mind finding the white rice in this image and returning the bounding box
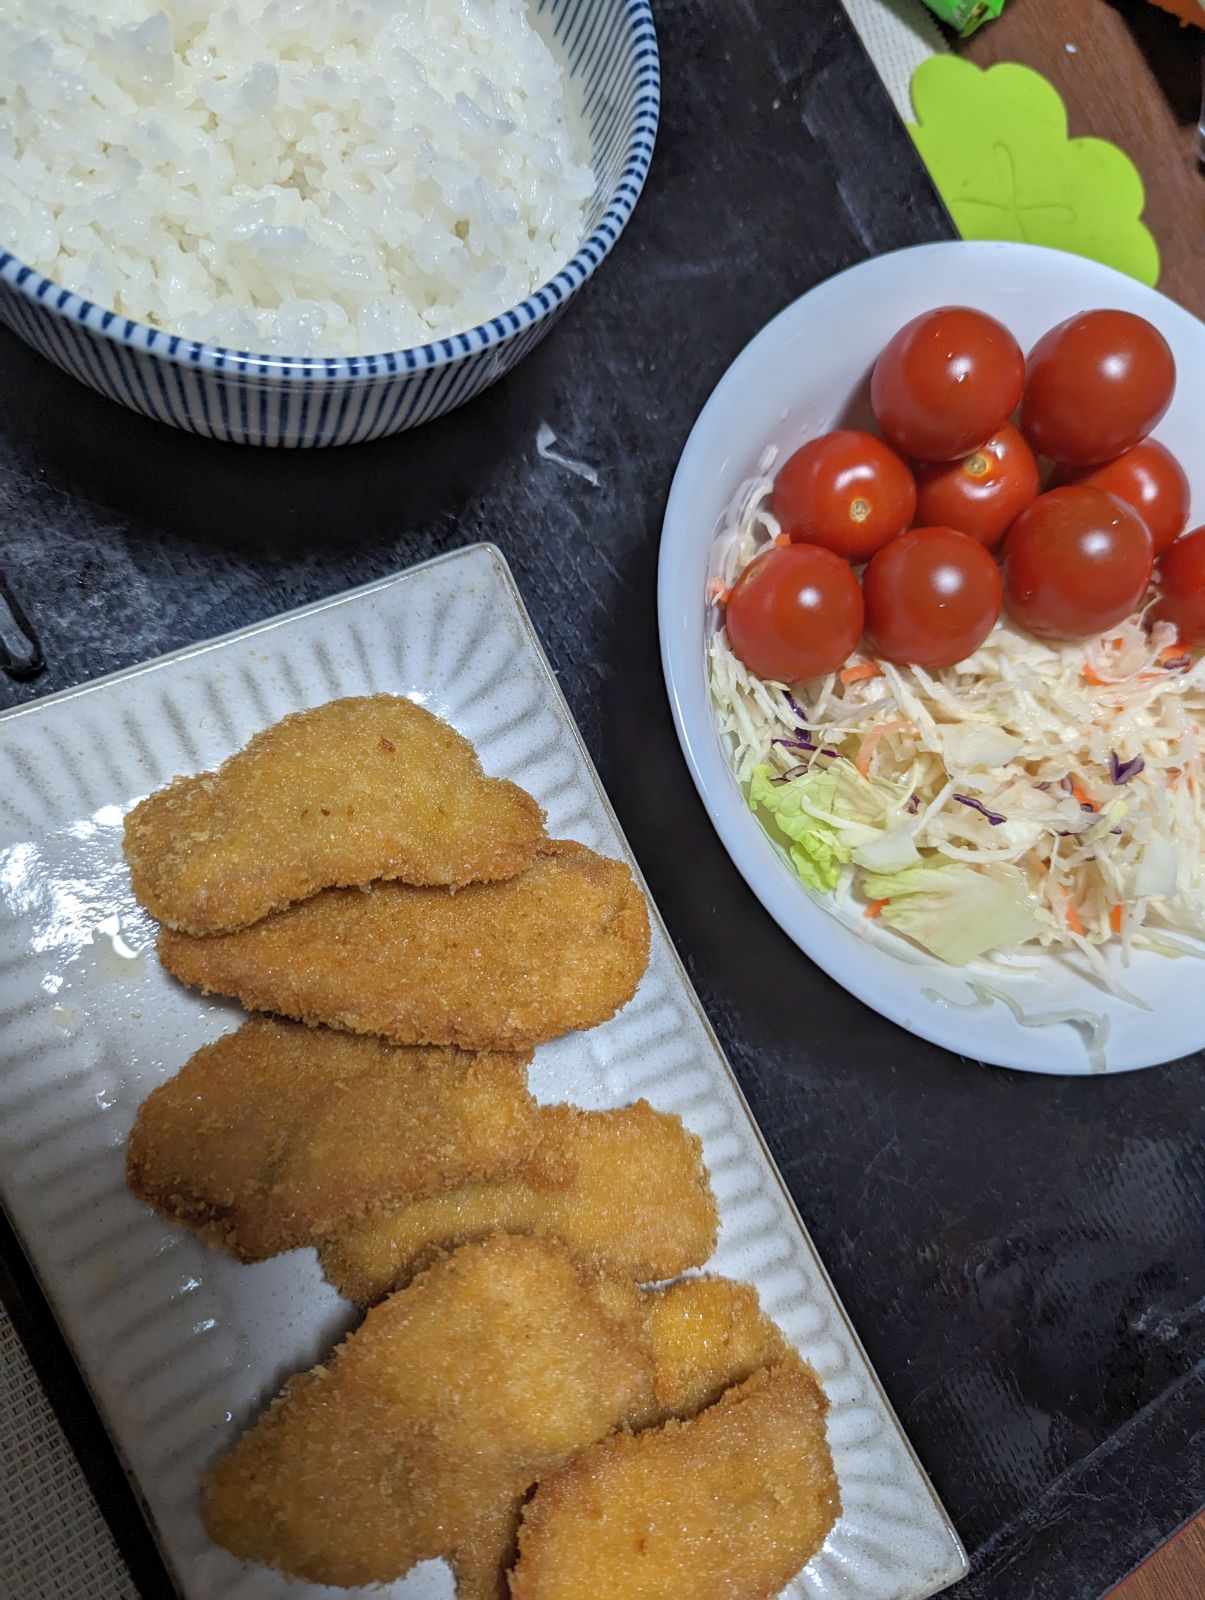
[0,0,595,354]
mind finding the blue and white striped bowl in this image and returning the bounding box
[0,0,658,448]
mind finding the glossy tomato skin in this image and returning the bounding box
[1056,439,1189,555]
[1154,526,1205,644]
[1020,310,1175,466]
[725,543,864,682]
[1001,487,1154,641]
[871,306,1024,461]
[773,430,916,561]
[913,423,1039,550]
[862,526,1002,670]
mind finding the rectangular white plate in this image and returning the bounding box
[0,544,968,1600]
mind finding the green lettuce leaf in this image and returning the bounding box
[748,765,851,891]
[749,762,920,892]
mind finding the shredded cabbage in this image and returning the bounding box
[861,861,1041,965]
[708,450,1205,987]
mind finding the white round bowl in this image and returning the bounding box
[659,240,1205,1075]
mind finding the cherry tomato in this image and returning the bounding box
[725,543,864,682]
[772,430,916,561]
[1055,440,1190,556]
[871,306,1024,461]
[1154,526,1205,645]
[1020,310,1175,466]
[862,527,1002,669]
[1001,487,1153,641]
[913,424,1039,550]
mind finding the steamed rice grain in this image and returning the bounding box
[0,0,595,354]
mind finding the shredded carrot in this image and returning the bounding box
[1069,780,1097,812]
[1065,902,1085,937]
[1158,642,1191,669]
[1082,663,1113,687]
[706,579,729,604]
[1109,904,1123,935]
[864,899,887,920]
[854,718,913,777]
[840,662,884,686]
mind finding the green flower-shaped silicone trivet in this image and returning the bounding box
[908,56,1160,286]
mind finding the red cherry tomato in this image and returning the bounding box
[862,527,1002,669]
[913,424,1039,550]
[1055,440,1190,555]
[772,430,916,561]
[1154,526,1205,645]
[871,307,1024,461]
[1001,487,1153,641]
[1021,310,1175,466]
[725,543,864,682]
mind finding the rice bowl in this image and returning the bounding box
[0,0,659,444]
[0,0,594,354]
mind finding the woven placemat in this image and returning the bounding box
[842,0,947,119]
[1,1302,138,1600]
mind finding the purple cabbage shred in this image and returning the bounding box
[772,734,816,754]
[785,691,809,722]
[770,762,809,786]
[954,794,1006,826]
[906,792,921,815]
[1109,750,1145,785]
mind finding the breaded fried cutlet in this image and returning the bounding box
[123,695,545,934]
[203,1240,813,1597]
[126,1018,538,1261]
[201,1236,654,1598]
[632,1275,788,1425]
[568,1273,787,1433]
[158,841,651,1052]
[320,1100,718,1305]
[510,1362,840,1600]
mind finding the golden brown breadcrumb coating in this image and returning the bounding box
[201,1237,816,1599]
[319,1100,718,1304]
[631,1274,788,1425]
[123,695,545,934]
[158,841,650,1051]
[510,1362,840,1600]
[201,1236,654,1598]
[126,1018,538,1260]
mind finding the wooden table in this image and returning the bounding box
[962,0,1204,318]
[1107,1509,1205,1600]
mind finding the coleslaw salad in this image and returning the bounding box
[708,448,1205,998]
